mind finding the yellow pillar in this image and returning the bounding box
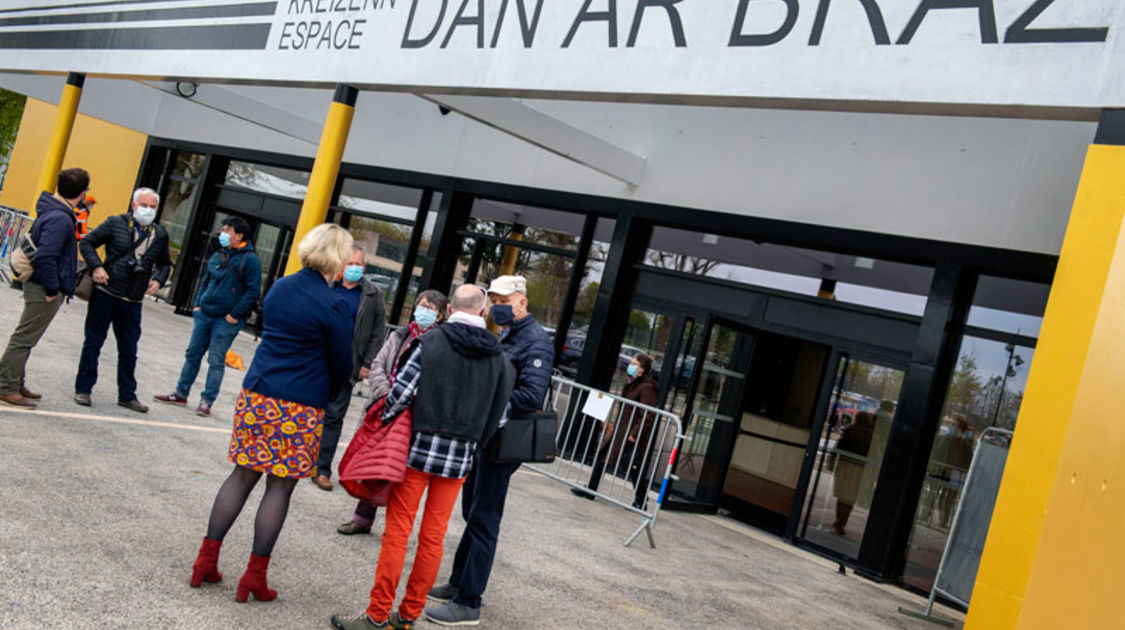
[966,111,1125,629]
[498,224,525,276]
[32,72,84,215]
[284,84,357,275]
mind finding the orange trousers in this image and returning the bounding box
[367,467,466,622]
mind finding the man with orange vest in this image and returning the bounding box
[74,193,95,240]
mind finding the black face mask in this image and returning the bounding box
[490,304,515,327]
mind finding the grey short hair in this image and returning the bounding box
[132,187,159,205]
[450,284,486,313]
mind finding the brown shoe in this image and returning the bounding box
[19,386,42,400]
[312,474,333,491]
[117,399,149,413]
[0,393,36,408]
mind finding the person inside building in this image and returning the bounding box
[331,283,515,630]
[425,274,554,627]
[570,351,660,509]
[189,223,354,603]
[831,410,877,536]
[337,289,448,535]
[311,245,387,492]
[73,187,172,413]
[154,216,262,417]
[74,192,94,240]
[0,168,87,409]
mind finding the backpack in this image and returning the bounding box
[8,232,37,282]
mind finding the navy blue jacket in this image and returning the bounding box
[501,314,555,415]
[242,268,354,409]
[28,192,77,297]
[193,243,262,321]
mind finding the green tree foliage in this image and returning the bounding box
[0,87,28,188]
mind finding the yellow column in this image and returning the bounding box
[284,84,357,275]
[32,72,84,215]
[966,112,1125,629]
[498,224,525,276]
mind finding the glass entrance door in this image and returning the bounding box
[798,354,905,559]
[668,320,832,535]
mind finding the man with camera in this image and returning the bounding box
[74,187,172,413]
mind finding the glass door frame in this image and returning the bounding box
[790,347,911,560]
[665,313,755,514]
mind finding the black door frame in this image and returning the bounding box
[790,347,912,562]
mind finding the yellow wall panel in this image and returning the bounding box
[966,145,1125,629]
[1017,146,1125,629]
[0,97,147,230]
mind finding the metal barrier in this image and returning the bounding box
[0,205,33,284]
[526,375,686,548]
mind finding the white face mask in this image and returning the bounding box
[134,204,157,226]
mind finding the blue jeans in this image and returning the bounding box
[75,289,143,402]
[449,453,521,609]
[315,378,353,478]
[175,310,242,404]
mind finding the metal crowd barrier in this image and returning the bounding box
[526,375,686,548]
[0,205,33,284]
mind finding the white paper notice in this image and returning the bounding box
[581,391,613,423]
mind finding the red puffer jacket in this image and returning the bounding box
[338,397,412,506]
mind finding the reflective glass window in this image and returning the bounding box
[225,162,309,199]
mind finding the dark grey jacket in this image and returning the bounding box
[79,212,171,303]
[350,279,387,383]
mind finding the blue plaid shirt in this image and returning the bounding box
[383,343,509,479]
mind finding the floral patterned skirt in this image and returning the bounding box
[228,388,325,479]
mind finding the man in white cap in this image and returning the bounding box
[425,275,554,627]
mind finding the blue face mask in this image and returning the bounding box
[343,265,364,283]
[218,232,231,248]
[626,364,639,378]
[414,306,438,329]
[490,304,514,327]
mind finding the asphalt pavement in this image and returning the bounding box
[0,287,965,629]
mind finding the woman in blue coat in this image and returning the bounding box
[189,223,355,603]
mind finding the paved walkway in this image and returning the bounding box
[0,287,965,629]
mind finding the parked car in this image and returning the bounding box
[560,334,586,368]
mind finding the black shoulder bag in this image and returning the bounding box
[492,410,558,464]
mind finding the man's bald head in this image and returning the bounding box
[451,284,487,316]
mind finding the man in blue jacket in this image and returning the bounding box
[426,274,554,627]
[0,168,88,408]
[155,216,261,416]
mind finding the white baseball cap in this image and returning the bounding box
[487,275,527,296]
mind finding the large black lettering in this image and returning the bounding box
[441,0,485,48]
[401,0,447,48]
[626,0,686,47]
[1005,0,1108,44]
[491,0,544,48]
[728,0,799,47]
[809,0,890,45]
[897,0,998,45]
[562,0,618,48]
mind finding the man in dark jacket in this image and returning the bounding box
[0,168,88,408]
[155,216,262,416]
[426,274,555,627]
[73,187,172,413]
[311,245,386,491]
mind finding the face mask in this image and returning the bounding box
[490,304,514,327]
[343,265,364,283]
[218,232,232,248]
[414,306,438,329]
[134,205,157,226]
[626,364,639,378]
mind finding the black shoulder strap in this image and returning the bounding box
[100,217,146,268]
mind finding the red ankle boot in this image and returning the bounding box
[235,553,277,602]
[190,537,223,587]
